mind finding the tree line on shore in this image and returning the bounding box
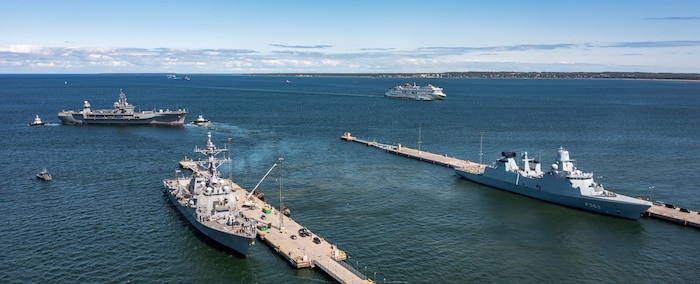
[256,72,700,80]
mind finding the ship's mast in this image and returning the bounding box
[227,137,233,181]
[193,132,229,179]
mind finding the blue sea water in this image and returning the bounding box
[1,74,699,283]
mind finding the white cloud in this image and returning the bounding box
[87,54,107,60]
[0,41,698,73]
[0,45,42,53]
[33,62,57,67]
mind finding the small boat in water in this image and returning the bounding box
[167,74,190,80]
[191,115,210,126]
[385,83,446,100]
[29,115,45,126]
[36,168,52,181]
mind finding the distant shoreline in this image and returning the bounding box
[252,72,700,81]
[2,72,699,81]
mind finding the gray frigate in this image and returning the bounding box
[455,147,651,219]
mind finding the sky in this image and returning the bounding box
[1,0,699,74]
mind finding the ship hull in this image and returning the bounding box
[58,111,187,125]
[165,191,253,256]
[455,169,650,220]
[383,93,435,100]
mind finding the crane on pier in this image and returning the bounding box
[244,162,278,207]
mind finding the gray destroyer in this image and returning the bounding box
[162,133,257,256]
[58,89,187,125]
[455,147,651,219]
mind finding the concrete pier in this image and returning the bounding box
[646,202,700,228]
[179,156,198,170]
[341,132,485,172]
[242,193,371,283]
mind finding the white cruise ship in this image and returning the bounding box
[385,83,446,100]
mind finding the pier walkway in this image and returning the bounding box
[340,132,485,172]
[341,131,700,228]
[646,202,700,228]
[242,192,370,283]
[179,156,198,171]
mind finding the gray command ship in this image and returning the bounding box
[58,89,187,125]
[455,147,651,219]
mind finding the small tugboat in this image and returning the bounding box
[191,114,211,126]
[29,115,45,126]
[36,168,52,181]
